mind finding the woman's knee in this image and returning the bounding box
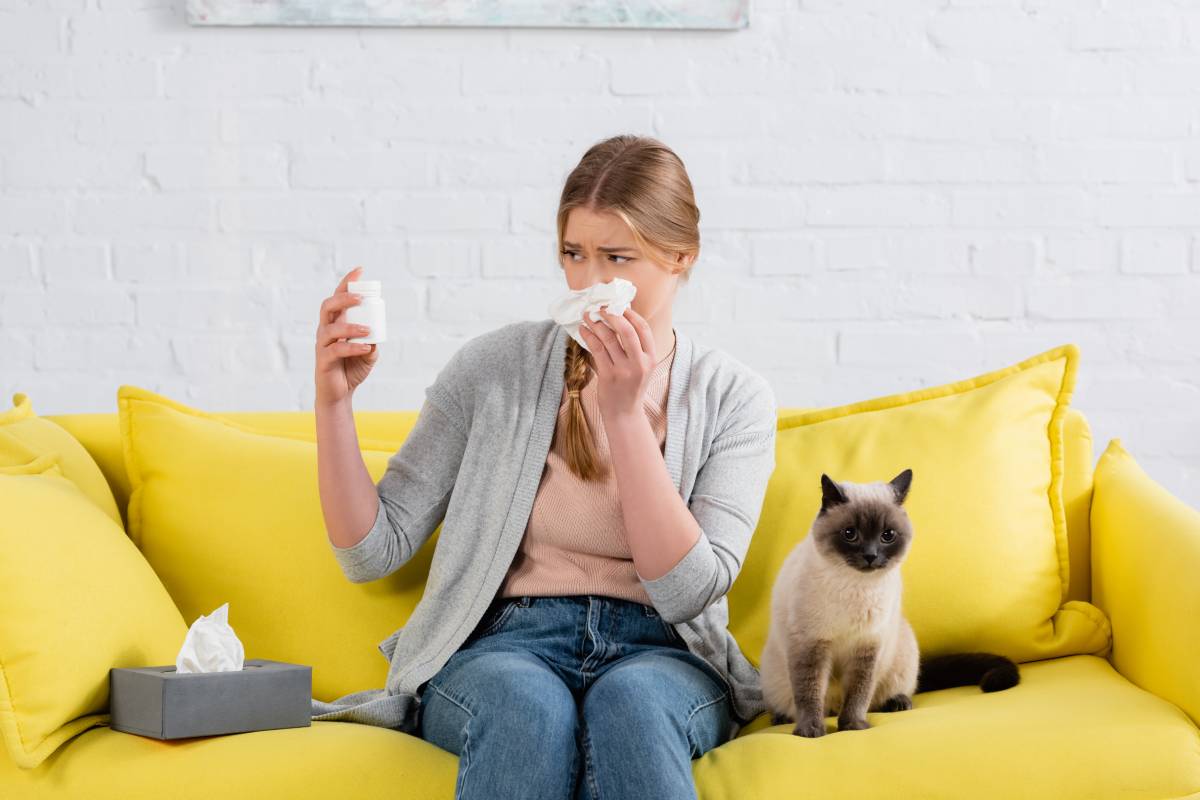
[421,649,577,746]
[580,652,732,757]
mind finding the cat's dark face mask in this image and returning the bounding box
[812,470,914,574]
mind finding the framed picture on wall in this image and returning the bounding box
[186,0,750,29]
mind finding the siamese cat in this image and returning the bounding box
[759,468,1019,738]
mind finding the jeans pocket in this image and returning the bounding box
[478,604,511,638]
[643,604,683,645]
[477,598,520,638]
[661,619,685,646]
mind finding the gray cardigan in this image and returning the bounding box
[311,318,778,738]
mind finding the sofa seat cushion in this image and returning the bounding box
[705,655,1200,799]
[4,655,1197,799]
[0,720,458,799]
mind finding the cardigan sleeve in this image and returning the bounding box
[637,371,778,623]
[328,355,472,585]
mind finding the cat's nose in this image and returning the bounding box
[863,553,878,564]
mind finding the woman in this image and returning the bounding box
[312,135,778,800]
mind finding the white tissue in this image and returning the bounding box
[175,602,246,673]
[547,277,638,353]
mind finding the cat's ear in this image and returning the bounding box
[820,473,849,513]
[889,468,913,505]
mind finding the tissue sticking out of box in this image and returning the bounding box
[175,602,246,673]
[548,277,638,354]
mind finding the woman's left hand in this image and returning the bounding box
[578,306,657,423]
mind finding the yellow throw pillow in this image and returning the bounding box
[0,454,187,770]
[117,385,435,704]
[728,343,1111,667]
[0,392,122,528]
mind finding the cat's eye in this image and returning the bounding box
[881,529,896,543]
[841,527,857,542]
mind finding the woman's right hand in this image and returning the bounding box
[315,266,379,408]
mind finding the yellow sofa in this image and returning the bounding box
[3,401,1199,800]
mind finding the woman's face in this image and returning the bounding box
[559,206,688,324]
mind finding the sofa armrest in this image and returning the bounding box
[1090,437,1200,726]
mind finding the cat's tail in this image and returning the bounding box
[916,652,1019,693]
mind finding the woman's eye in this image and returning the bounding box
[559,250,631,264]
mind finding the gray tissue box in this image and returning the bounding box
[109,658,312,739]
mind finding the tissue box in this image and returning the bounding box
[109,658,312,739]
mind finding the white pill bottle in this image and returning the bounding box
[345,280,386,344]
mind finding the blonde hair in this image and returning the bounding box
[555,134,701,481]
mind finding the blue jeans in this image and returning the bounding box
[416,594,736,800]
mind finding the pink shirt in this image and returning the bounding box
[497,339,677,605]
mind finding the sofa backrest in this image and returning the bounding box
[44,406,1096,604]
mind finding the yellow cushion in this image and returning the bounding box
[3,656,1195,799]
[0,454,187,770]
[0,392,122,528]
[728,344,1111,666]
[117,385,435,703]
[704,656,1200,799]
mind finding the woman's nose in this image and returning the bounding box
[584,263,615,283]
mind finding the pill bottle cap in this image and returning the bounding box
[348,280,381,297]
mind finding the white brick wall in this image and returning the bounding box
[1,0,1198,507]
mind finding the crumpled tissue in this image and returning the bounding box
[175,602,246,673]
[548,277,638,353]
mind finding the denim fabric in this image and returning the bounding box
[416,594,736,800]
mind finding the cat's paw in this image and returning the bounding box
[791,716,826,738]
[879,693,912,712]
[837,716,870,732]
[770,711,791,726]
